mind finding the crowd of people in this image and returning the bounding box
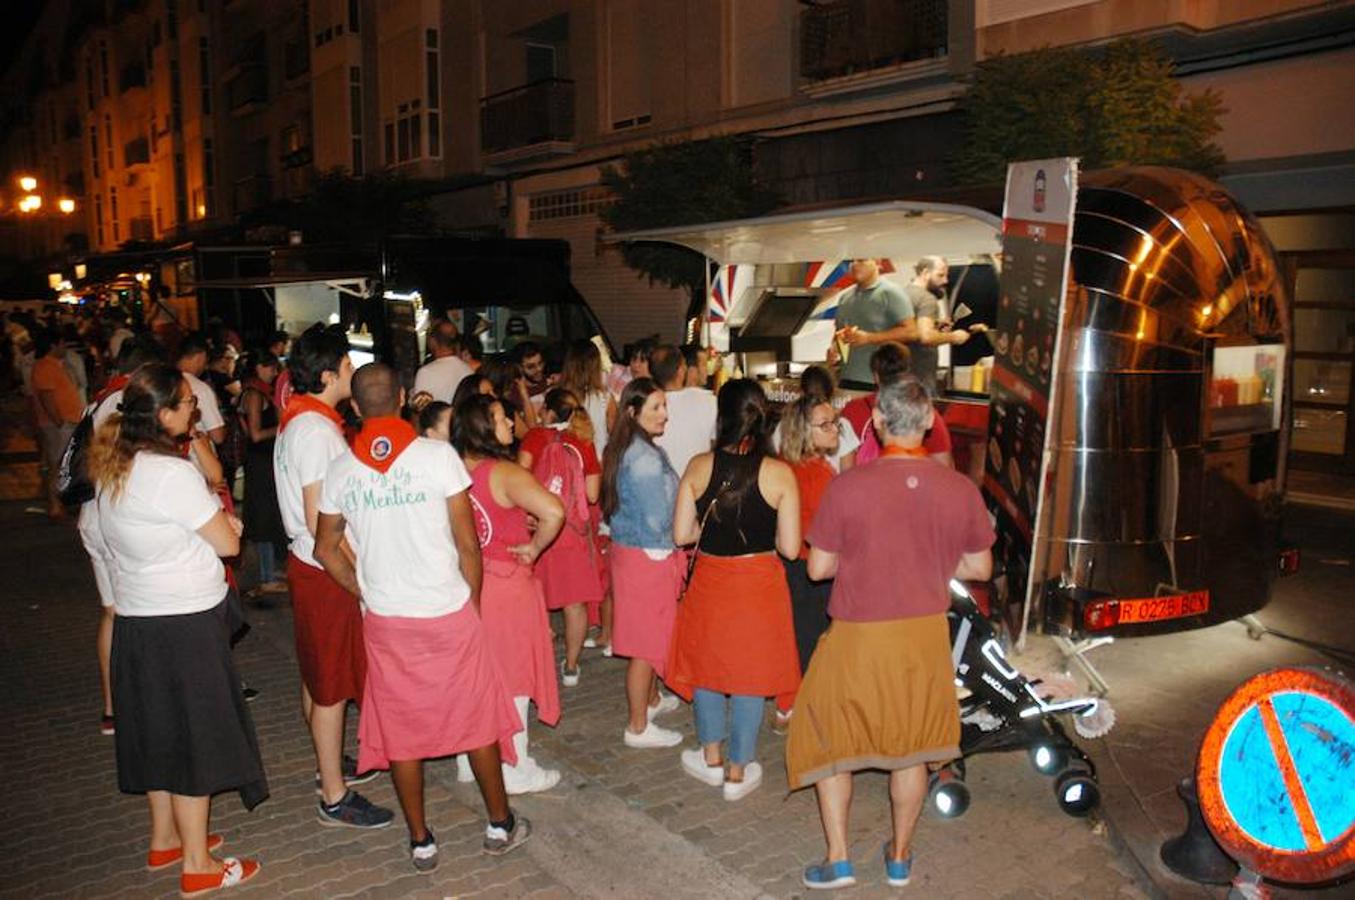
[3,276,994,892]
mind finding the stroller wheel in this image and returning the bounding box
[1053,769,1100,817]
[1029,743,1064,775]
[929,776,971,819]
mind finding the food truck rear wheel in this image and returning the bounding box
[1053,769,1100,817]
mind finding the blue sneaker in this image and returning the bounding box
[802,859,856,890]
[882,843,913,887]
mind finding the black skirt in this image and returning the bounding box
[241,440,287,544]
[112,597,269,810]
[782,557,833,674]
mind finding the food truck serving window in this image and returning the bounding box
[1209,344,1285,435]
[742,290,819,338]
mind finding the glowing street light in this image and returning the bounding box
[18,175,37,192]
[58,198,75,214]
[19,194,43,212]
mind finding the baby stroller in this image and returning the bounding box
[928,581,1116,819]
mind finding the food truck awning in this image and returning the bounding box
[604,201,1003,265]
[189,274,374,296]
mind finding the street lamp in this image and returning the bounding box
[18,175,37,192]
[18,194,43,212]
[58,198,75,214]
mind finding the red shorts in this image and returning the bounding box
[287,554,366,706]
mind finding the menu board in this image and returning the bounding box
[982,158,1078,642]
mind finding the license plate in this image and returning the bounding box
[1117,590,1210,624]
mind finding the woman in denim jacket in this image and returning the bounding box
[601,377,685,749]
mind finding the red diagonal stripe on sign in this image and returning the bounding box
[1257,697,1323,851]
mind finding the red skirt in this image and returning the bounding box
[357,605,522,771]
[610,544,684,678]
[666,553,801,708]
[287,554,365,706]
[479,559,560,726]
[536,524,604,609]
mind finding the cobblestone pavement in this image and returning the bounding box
[1,498,1149,899]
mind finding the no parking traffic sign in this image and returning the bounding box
[1196,667,1355,885]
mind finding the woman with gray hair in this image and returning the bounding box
[787,376,993,890]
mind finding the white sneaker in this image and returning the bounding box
[681,747,725,786]
[647,692,681,720]
[561,660,581,688]
[602,645,613,658]
[503,763,561,795]
[723,761,763,801]
[623,722,683,749]
[455,754,474,783]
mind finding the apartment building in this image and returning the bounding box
[2,2,1353,468]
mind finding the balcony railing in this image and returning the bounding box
[124,136,150,167]
[480,78,575,156]
[129,215,154,241]
[800,0,947,82]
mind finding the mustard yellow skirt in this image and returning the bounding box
[785,614,960,790]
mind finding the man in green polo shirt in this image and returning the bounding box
[830,259,918,389]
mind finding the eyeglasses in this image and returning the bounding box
[810,417,839,432]
[174,394,199,409]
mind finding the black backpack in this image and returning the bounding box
[56,392,114,508]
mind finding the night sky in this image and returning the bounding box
[0,2,46,87]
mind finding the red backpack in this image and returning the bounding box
[532,430,593,538]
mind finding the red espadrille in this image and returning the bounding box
[146,834,225,871]
[179,857,260,898]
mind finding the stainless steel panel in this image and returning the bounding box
[1041,446,1205,543]
[1051,371,1203,451]
[1022,167,1291,638]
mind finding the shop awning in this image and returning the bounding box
[604,201,1002,265]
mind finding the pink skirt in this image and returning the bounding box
[610,544,685,679]
[480,559,561,726]
[357,605,522,771]
[536,525,604,610]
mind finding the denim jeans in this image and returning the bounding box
[255,540,277,584]
[693,688,764,765]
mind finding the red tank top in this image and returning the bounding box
[469,460,532,563]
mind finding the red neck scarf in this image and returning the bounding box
[880,444,929,460]
[94,373,131,405]
[352,415,418,474]
[279,394,345,434]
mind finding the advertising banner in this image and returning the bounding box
[982,158,1078,643]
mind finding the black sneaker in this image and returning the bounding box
[410,830,438,873]
[241,685,260,703]
[343,753,379,786]
[483,813,531,855]
[317,790,394,829]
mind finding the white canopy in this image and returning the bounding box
[604,201,1003,265]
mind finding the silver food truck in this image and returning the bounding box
[613,166,1293,693]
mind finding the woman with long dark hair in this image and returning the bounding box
[602,377,684,750]
[89,363,265,895]
[667,378,801,801]
[238,349,288,595]
[453,394,566,794]
[480,356,537,439]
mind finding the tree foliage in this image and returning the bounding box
[951,39,1226,185]
[600,136,781,301]
[255,170,437,245]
